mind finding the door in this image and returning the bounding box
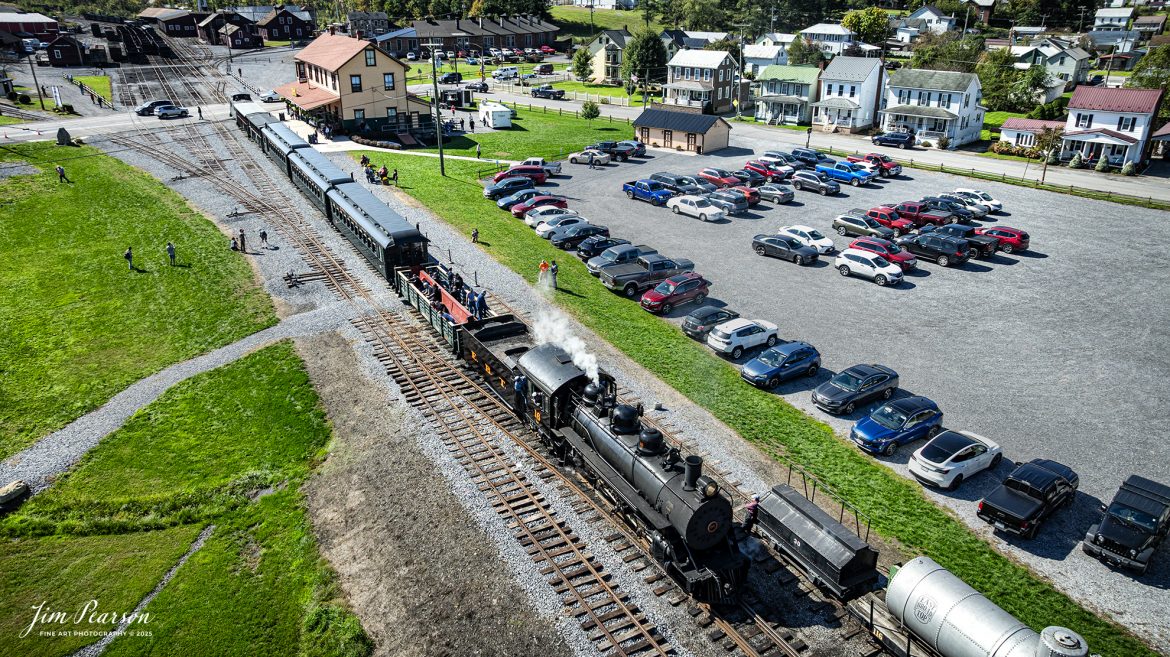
[663,130,672,148]
[686,133,696,151]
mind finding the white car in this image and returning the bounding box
[524,206,577,227]
[937,193,989,218]
[778,225,835,254]
[908,430,1002,491]
[834,248,904,287]
[154,104,189,119]
[406,51,418,60]
[667,195,726,223]
[259,90,282,102]
[849,160,881,176]
[706,318,780,359]
[568,149,610,165]
[536,215,588,239]
[954,188,1003,212]
[521,156,561,175]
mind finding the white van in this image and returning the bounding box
[492,66,518,80]
[479,103,512,129]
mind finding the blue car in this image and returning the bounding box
[740,341,820,388]
[496,188,542,210]
[871,131,915,149]
[850,396,943,456]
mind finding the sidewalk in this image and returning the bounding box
[283,118,521,166]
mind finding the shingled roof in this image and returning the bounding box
[633,108,729,134]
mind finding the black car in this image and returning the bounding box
[752,234,819,265]
[731,169,767,187]
[920,224,999,258]
[920,197,974,223]
[790,170,840,196]
[895,233,970,267]
[134,99,175,116]
[587,141,635,161]
[681,305,740,339]
[978,459,1079,539]
[576,236,629,260]
[790,147,831,167]
[618,140,646,157]
[552,223,610,250]
[466,81,489,92]
[438,72,463,84]
[1083,475,1170,574]
[482,176,535,200]
[649,172,708,195]
[871,132,915,149]
[811,364,899,415]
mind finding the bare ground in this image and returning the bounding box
[298,331,572,657]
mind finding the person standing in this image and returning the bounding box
[742,495,760,536]
[476,289,488,319]
[471,227,479,244]
[391,169,399,186]
[475,143,481,159]
[587,151,595,169]
[513,373,527,415]
[124,246,133,271]
[197,106,203,120]
[55,165,70,183]
[469,118,475,133]
[538,259,549,283]
[238,228,246,254]
[259,229,269,249]
[549,260,558,290]
[166,241,176,266]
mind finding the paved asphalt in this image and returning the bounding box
[524,147,1170,648]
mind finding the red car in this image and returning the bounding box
[697,167,740,188]
[974,226,1030,254]
[743,160,792,181]
[540,45,556,54]
[493,165,547,184]
[731,185,760,206]
[640,272,710,314]
[848,237,918,271]
[512,48,525,55]
[511,195,568,218]
[865,206,915,236]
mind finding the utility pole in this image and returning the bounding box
[425,41,446,176]
[588,0,595,39]
[733,22,750,120]
[26,51,45,110]
[1078,6,1087,33]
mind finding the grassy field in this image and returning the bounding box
[0,114,23,125]
[417,106,633,161]
[73,75,111,102]
[0,142,276,461]
[407,59,568,83]
[549,5,663,39]
[263,39,292,47]
[549,79,654,104]
[1,342,369,657]
[353,113,1156,655]
[13,85,57,111]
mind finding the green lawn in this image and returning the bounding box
[13,85,57,111]
[983,110,1026,131]
[0,143,276,461]
[263,39,292,47]
[0,114,23,125]
[407,59,568,83]
[0,525,201,657]
[418,107,632,161]
[549,5,663,39]
[73,75,111,102]
[352,118,1156,656]
[549,79,654,104]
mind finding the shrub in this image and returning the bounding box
[599,97,610,104]
[1046,149,1059,165]
[1121,161,1136,176]
[675,145,683,151]
[1095,155,1110,172]
[5,91,15,101]
[18,94,30,104]
[651,142,659,147]
[1068,152,1084,169]
[920,140,932,148]
[937,135,951,150]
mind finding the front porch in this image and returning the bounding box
[812,97,863,130]
[879,105,957,144]
[1060,128,1140,165]
[754,95,809,125]
[662,80,713,113]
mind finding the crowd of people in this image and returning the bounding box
[410,268,490,322]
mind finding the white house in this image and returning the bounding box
[743,44,785,75]
[906,5,956,34]
[999,117,1064,148]
[811,56,883,131]
[756,32,796,49]
[879,68,985,147]
[1061,85,1164,165]
[1094,7,1133,31]
[798,23,856,56]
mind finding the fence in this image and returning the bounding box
[497,99,634,126]
[493,75,633,107]
[63,74,116,110]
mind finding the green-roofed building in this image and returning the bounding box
[752,64,821,125]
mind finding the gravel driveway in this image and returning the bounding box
[541,146,1170,651]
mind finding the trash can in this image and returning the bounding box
[278,112,285,121]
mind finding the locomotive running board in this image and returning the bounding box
[559,426,673,534]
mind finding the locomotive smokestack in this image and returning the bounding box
[683,455,702,491]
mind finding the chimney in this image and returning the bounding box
[456,17,459,30]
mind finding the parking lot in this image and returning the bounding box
[509,143,1170,644]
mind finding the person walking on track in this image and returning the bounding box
[259,229,268,249]
[197,107,203,120]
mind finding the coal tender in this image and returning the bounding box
[563,384,750,603]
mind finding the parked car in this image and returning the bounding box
[483,176,534,199]
[438,72,463,84]
[730,185,760,206]
[954,188,1003,213]
[974,226,1029,254]
[889,201,953,227]
[790,170,840,196]
[832,211,896,239]
[864,206,915,236]
[760,151,806,170]
[650,172,705,196]
[535,215,589,239]
[790,147,832,167]
[697,168,741,188]
[618,140,647,157]
[586,244,657,275]
[920,196,975,223]
[937,192,990,218]
[895,233,971,267]
[744,160,793,181]
[135,99,174,116]
[553,223,609,250]
[540,45,556,54]
[576,236,629,260]
[757,183,794,204]
[811,364,899,415]
[155,104,189,119]
[667,195,726,222]
[847,237,917,272]
[525,206,578,228]
[752,234,819,265]
[568,149,611,165]
[920,224,999,258]
[908,430,1003,491]
[871,131,915,149]
[588,141,636,161]
[259,90,282,102]
[493,165,547,184]
[406,51,418,60]
[851,396,944,456]
[730,169,767,187]
[778,225,834,254]
[623,179,674,205]
[846,153,902,177]
[520,156,562,176]
[511,195,568,218]
[681,305,740,339]
[466,81,489,92]
[815,161,874,187]
[497,188,542,210]
[1083,475,1170,574]
[706,318,780,359]
[834,248,903,287]
[741,341,821,388]
[530,84,565,99]
[704,190,748,215]
[978,459,1079,539]
[639,272,710,314]
[599,254,694,298]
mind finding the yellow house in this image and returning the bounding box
[275,32,433,136]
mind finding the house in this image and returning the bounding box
[753,65,820,125]
[962,0,1000,25]
[659,29,728,58]
[743,44,785,75]
[755,33,796,49]
[879,68,985,147]
[371,27,417,57]
[1094,7,1134,31]
[0,10,58,40]
[905,5,956,34]
[273,31,432,135]
[1087,30,1141,53]
[1061,85,1164,164]
[409,15,558,54]
[348,11,389,36]
[1004,40,1091,93]
[999,117,1065,148]
[661,49,737,114]
[198,12,256,43]
[137,8,201,38]
[585,29,631,84]
[1096,51,1144,71]
[1132,14,1166,39]
[256,7,313,43]
[811,56,883,131]
[221,23,262,49]
[798,23,856,56]
[575,0,637,8]
[46,34,84,66]
[633,107,730,153]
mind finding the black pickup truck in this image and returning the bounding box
[1083,475,1170,574]
[977,459,1078,539]
[920,224,1000,258]
[530,84,565,99]
[598,253,694,298]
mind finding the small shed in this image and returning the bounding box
[479,102,512,129]
[47,35,85,67]
[440,88,473,109]
[633,108,731,154]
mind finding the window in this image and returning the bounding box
[365,49,376,66]
[1117,116,1135,131]
[383,72,395,90]
[704,68,711,81]
[897,89,907,104]
[350,74,362,92]
[1075,112,1092,128]
[1018,132,1035,147]
[386,107,397,121]
[354,108,365,120]
[849,85,856,98]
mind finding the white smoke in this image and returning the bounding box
[533,311,600,383]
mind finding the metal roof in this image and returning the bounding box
[757,64,821,84]
[812,97,861,109]
[1000,117,1064,132]
[821,56,882,82]
[880,104,958,120]
[1068,86,1163,115]
[888,68,977,92]
[517,343,587,394]
[330,181,423,246]
[633,108,727,134]
[801,23,855,36]
[668,49,732,68]
[743,44,783,60]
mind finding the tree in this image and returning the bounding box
[787,37,824,66]
[842,6,890,46]
[580,100,600,121]
[910,33,984,73]
[1035,126,1064,183]
[622,28,669,88]
[975,48,1017,111]
[1127,45,1170,119]
[571,45,593,83]
[681,0,725,31]
[1011,64,1052,110]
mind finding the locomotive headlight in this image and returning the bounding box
[703,482,719,498]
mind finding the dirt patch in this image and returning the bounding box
[297,331,572,657]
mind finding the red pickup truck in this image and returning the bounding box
[846,153,903,178]
[864,207,915,236]
[886,201,953,227]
